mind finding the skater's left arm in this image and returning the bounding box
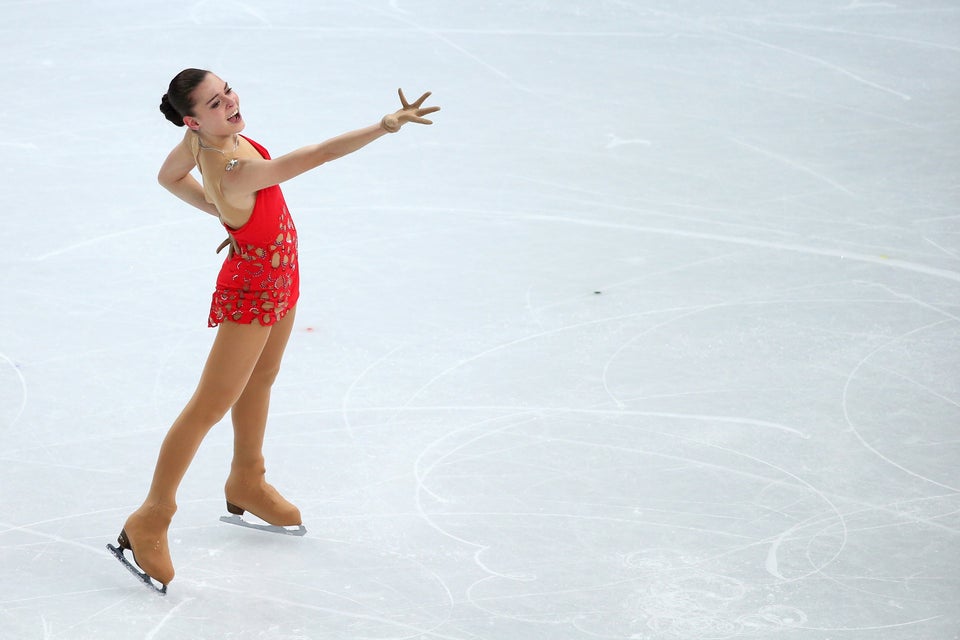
[220,89,440,197]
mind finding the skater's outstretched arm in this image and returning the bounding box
[220,89,439,198]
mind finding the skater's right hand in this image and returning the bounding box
[216,235,240,258]
[381,89,440,132]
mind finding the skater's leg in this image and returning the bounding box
[225,307,301,525]
[145,320,274,505]
[120,320,274,585]
[230,307,297,469]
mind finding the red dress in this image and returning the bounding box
[208,136,300,327]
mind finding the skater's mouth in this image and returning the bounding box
[228,109,241,124]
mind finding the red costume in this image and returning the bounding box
[207,136,299,327]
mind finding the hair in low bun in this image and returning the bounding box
[159,94,184,126]
[159,68,210,126]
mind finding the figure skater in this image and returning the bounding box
[108,68,439,593]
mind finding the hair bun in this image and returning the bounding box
[159,93,185,127]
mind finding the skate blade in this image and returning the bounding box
[106,543,167,595]
[219,514,307,537]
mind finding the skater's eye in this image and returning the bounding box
[205,83,232,110]
[210,87,233,110]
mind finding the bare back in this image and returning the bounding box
[188,132,260,229]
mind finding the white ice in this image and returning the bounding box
[1,1,958,639]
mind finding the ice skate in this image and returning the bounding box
[107,504,176,594]
[222,466,305,536]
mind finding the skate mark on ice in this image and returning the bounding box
[145,597,195,637]
[924,236,960,259]
[0,351,27,430]
[540,427,848,582]
[521,214,960,283]
[714,28,912,100]
[195,583,463,639]
[728,136,856,196]
[842,319,960,492]
[605,133,651,148]
[745,17,960,54]
[793,614,946,633]
[413,412,543,580]
[0,518,112,554]
[341,343,409,445]
[34,220,187,262]
[374,4,530,92]
[870,282,960,324]
[383,304,729,427]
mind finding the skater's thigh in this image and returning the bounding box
[194,321,274,407]
[250,306,297,382]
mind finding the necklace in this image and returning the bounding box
[196,133,239,156]
[196,133,241,171]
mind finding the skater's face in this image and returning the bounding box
[184,73,244,135]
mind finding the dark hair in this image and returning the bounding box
[159,68,210,126]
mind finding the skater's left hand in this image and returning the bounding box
[381,89,440,132]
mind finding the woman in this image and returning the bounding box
[109,68,439,593]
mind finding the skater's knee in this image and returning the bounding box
[247,361,282,389]
[184,391,237,427]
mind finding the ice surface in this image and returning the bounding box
[1,1,958,639]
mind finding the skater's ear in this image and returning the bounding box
[183,115,200,131]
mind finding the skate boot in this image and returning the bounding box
[224,463,301,527]
[109,503,176,592]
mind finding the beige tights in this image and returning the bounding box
[120,309,299,586]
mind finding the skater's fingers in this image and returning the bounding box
[216,236,240,258]
[410,90,432,108]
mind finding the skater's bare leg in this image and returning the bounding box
[121,320,274,585]
[225,307,301,525]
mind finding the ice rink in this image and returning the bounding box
[2,1,959,638]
